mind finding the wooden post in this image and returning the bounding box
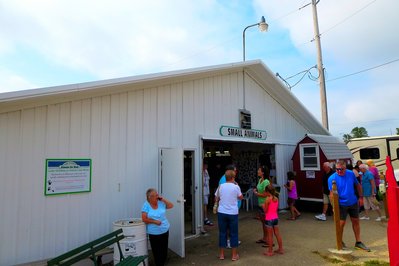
[332,180,342,250]
[380,171,389,219]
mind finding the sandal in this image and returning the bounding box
[256,239,266,244]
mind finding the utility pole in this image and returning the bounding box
[312,0,329,130]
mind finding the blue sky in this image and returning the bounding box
[1,0,398,138]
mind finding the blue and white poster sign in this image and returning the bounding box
[45,159,92,196]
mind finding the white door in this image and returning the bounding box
[159,148,185,257]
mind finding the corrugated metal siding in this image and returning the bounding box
[1,71,312,265]
[275,144,296,208]
[246,76,308,143]
[306,134,352,160]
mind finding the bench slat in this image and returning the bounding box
[116,255,148,266]
[47,229,124,266]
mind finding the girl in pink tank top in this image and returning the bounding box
[263,185,284,256]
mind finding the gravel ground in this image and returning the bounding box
[164,208,389,266]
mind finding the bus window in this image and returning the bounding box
[359,148,380,159]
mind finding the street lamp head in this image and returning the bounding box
[258,16,268,32]
[243,15,268,61]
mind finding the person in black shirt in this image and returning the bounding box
[315,162,334,221]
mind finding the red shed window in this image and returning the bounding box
[299,143,320,170]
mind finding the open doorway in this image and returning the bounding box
[184,150,196,236]
[202,140,275,209]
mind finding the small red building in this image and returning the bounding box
[292,134,352,202]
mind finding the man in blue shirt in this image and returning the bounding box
[328,160,370,251]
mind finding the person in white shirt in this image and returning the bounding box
[215,166,243,261]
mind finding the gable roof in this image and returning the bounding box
[305,134,352,160]
[0,60,329,135]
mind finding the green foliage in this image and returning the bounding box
[351,127,369,138]
[342,127,368,143]
[343,134,352,144]
[396,128,399,135]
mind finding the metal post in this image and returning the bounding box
[242,22,257,109]
[380,171,389,219]
[312,0,329,130]
[242,23,258,61]
[332,180,342,250]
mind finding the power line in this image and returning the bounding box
[320,0,377,36]
[300,0,378,44]
[270,5,305,22]
[327,58,399,82]
[332,117,399,126]
[276,65,318,89]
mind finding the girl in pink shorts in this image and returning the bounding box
[263,185,284,256]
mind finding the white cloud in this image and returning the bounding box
[0,0,242,79]
[0,68,37,93]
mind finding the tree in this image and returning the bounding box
[342,134,352,144]
[342,127,369,144]
[351,127,368,138]
[396,128,399,135]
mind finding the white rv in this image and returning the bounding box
[347,135,399,176]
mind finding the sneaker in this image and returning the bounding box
[315,213,327,221]
[238,240,241,245]
[360,216,370,220]
[355,242,371,252]
[381,216,386,220]
[204,219,214,226]
[342,242,347,249]
[375,217,382,222]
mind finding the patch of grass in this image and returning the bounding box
[311,250,344,264]
[363,260,389,266]
[333,260,389,266]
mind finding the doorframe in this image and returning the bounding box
[184,149,198,237]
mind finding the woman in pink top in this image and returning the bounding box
[263,185,283,256]
[284,171,301,220]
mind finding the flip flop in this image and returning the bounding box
[256,239,266,244]
[218,255,225,260]
[231,255,239,261]
[262,243,275,247]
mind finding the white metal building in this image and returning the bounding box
[0,60,329,265]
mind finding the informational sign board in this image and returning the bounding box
[219,125,267,141]
[45,159,92,196]
[306,170,316,179]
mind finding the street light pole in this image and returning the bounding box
[242,16,268,110]
[242,16,268,61]
[312,0,329,130]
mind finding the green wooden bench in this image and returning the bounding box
[47,228,147,266]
